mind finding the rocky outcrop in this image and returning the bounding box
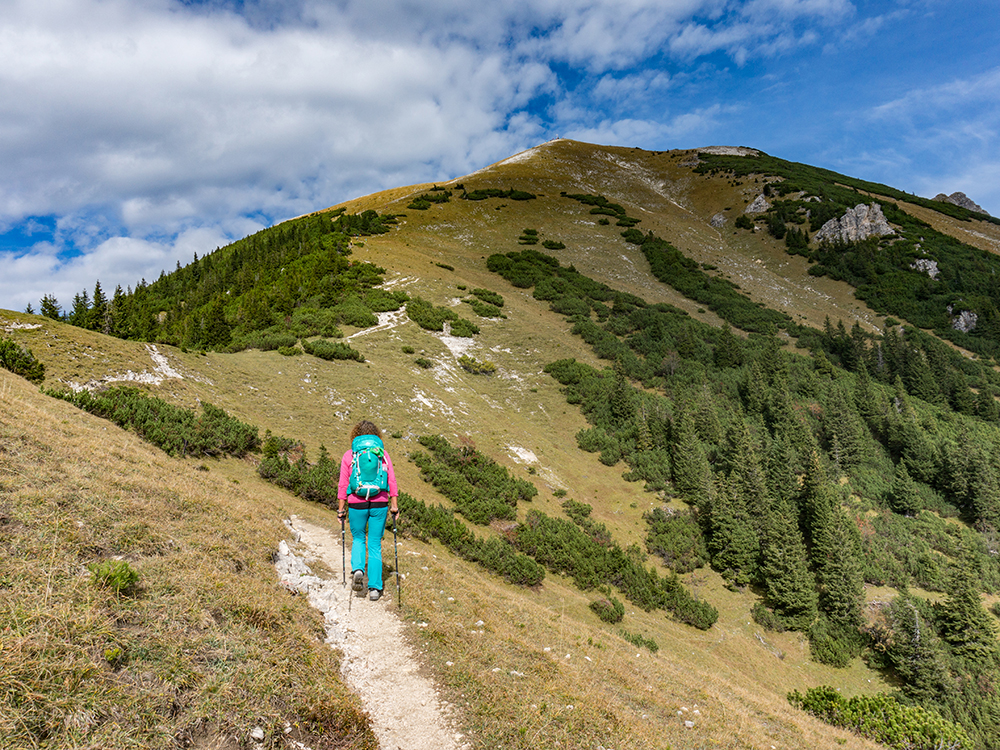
[698,146,761,157]
[911,258,939,279]
[744,195,770,215]
[948,305,979,333]
[815,203,894,244]
[710,212,727,227]
[934,191,989,216]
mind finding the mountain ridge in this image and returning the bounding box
[4,139,1000,749]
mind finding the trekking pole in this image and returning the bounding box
[392,510,401,608]
[340,514,346,587]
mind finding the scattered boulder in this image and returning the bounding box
[710,212,727,228]
[934,191,990,216]
[911,258,939,279]
[814,203,894,244]
[948,305,979,333]
[744,195,770,215]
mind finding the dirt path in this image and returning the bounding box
[276,515,465,750]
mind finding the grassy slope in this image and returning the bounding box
[7,137,968,748]
[0,368,376,750]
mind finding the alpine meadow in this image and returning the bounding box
[5,139,1000,750]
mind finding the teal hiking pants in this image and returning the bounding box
[347,504,389,591]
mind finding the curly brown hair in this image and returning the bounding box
[349,420,382,441]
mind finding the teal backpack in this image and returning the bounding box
[349,435,389,499]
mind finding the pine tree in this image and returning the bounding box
[976,387,1000,423]
[713,323,743,368]
[110,285,129,337]
[813,508,864,629]
[670,407,711,504]
[970,459,1000,531]
[723,421,770,527]
[902,345,941,404]
[823,384,869,471]
[765,433,799,507]
[609,356,636,431]
[89,280,110,334]
[759,497,817,630]
[853,363,888,438]
[39,294,62,320]
[202,297,233,349]
[937,551,997,662]
[800,451,834,556]
[707,476,759,587]
[68,290,90,327]
[887,461,920,516]
[884,596,953,704]
[742,360,768,416]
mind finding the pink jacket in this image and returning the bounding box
[337,449,398,506]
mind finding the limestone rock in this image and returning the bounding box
[948,305,979,333]
[911,258,939,279]
[744,195,770,215]
[934,191,989,216]
[815,203,894,244]
[710,212,727,227]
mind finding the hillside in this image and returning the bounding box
[4,139,1000,749]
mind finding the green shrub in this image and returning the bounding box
[464,298,505,318]
[590,596,625,623]
[414,357,434,369]
[542,239,566,250]
[0,336,45,383]
[363,288,409,312]
[331,295,378,328]
[808,617,864,667]
[459,355,496,375]
[410,435,535,525]
[644,508,709,574]
[402,345,415,354]
[46,386,260,458]
[788,686,971,750]
[751,602,787,632]
[618,628,659,653]
[399,493,544,586]
[735,214,754,230]
[464,188,536,201]
[407,190,451,210]
[471,288,504,307]
[301,338,364,362]
[449,318,480,337]
[89,559,140,595]
[406,296,456,331]
[277,346,301,356]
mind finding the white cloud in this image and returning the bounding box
[1,226,241,315]
[1,0,990,313]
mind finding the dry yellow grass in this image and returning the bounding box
[0,371,376,750]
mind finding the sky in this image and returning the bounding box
[2,0,999,313]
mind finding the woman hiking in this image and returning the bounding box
[337,420,399,601]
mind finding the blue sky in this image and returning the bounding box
[2,0,998,313]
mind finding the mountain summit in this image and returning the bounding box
[4,140,1000,750]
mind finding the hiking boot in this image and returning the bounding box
[352,570,364,592]
[369,589,382,602]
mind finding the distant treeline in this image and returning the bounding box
[32,209,403,356]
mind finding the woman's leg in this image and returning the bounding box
[365,506,389,591]
[347,505,370,579]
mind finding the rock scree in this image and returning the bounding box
[275,515,466,750]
